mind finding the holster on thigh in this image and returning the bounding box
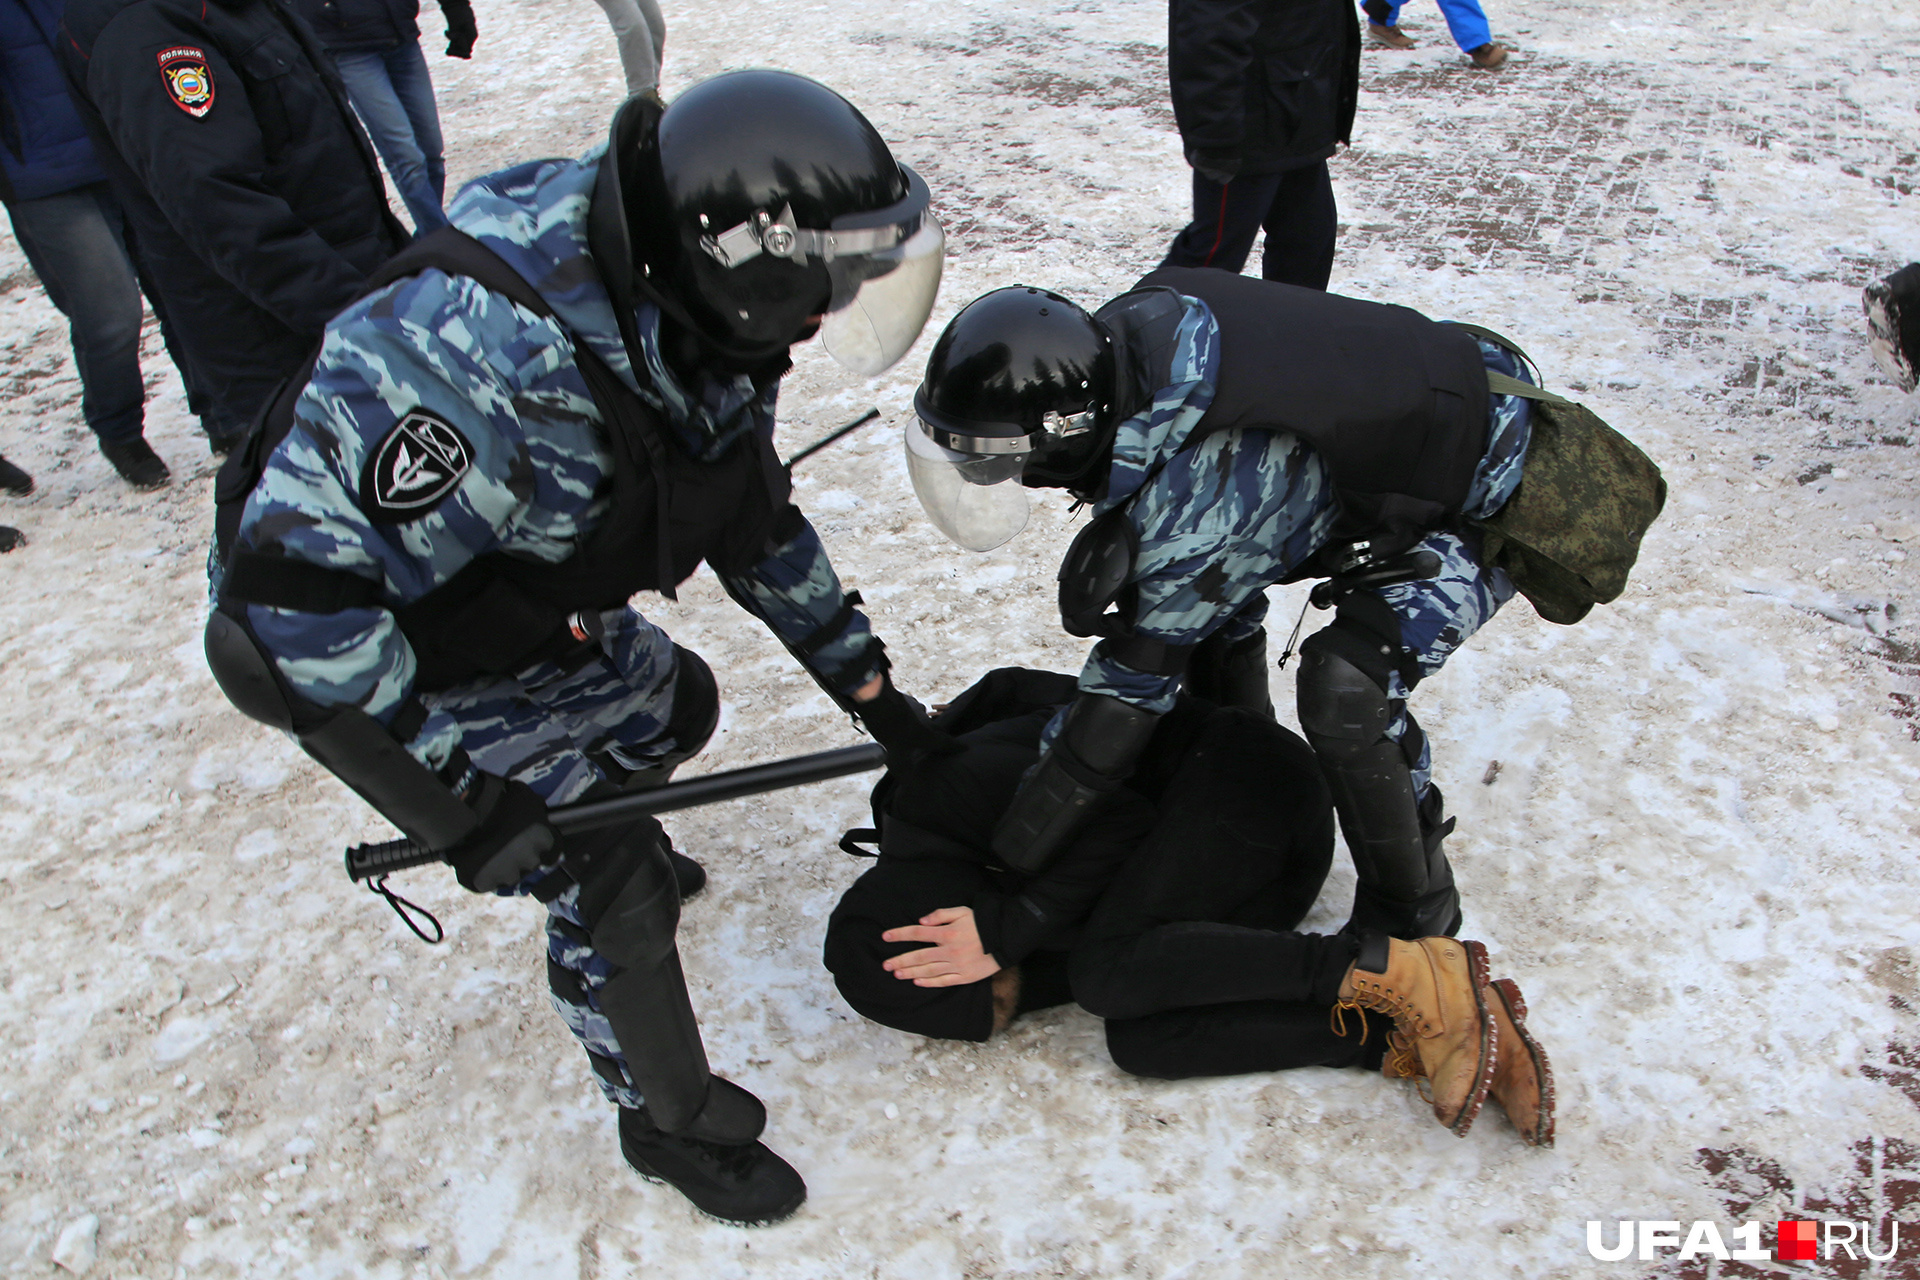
[567,822,764,1142]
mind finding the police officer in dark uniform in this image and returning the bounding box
[60,0,408,449]
[901,271,1574,945]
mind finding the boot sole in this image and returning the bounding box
[1490,978,1556,1147]
[624,1149,807,1227]
[1444,940,1498,1137]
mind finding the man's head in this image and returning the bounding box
[592,70,945,375]
[906,285,1118,550]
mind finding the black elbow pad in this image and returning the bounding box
[204,609,478,852]
[990,693,1158,874]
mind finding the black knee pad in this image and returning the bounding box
[665,645,719,757]
[1295,632,1393,761]
[575,824,680,972]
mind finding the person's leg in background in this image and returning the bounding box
[1160,170,1286,276]
[1362,0,1416,48]
[331,45,449,233]
[1432,0,1507,67]
[1258,160,1338,290]
[5,183,168,488]
[109,192,219,444]
[590,0,666,99]
[378,41,449,221]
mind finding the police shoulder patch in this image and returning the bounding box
[360,410,473,524]
[157,46,216,118]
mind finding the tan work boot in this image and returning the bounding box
[1335,935,1497,1135]
[1486,978,1555,1146]
[1382,976,1555,1146]
[1368,22,1416,48]
[1468,42,1509,70]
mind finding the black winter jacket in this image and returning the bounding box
[290,0,417,51]
[1167,0,1360,178]
[60,0,406,341]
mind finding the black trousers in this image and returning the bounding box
[1158,160,1338,290]
[824,705,1388,1076]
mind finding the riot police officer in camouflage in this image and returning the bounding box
[904,268,1646,948]
[204,70,948,1224]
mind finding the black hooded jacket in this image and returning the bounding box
[1168,0,1360,179]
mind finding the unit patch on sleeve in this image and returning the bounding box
[361,410,474,523]
[156,47,216,118]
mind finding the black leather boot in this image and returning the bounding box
[619,1104,806,1225]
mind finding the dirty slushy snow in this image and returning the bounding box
[3,1,1919,1276]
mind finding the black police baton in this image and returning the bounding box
[783,408,881,469]
[344,741,889,884]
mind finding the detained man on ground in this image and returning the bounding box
[823,667,1555,1146]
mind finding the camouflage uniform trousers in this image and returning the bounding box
[432,602,697,1110]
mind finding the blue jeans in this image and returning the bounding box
[5,183,148,445]
[331,42,448,232]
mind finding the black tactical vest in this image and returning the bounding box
[214,228,793,691]
[1137,266,1489,557]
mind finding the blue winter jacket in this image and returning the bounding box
[0,0,104,202]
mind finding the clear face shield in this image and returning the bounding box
[903,419,1031,552]
[699,168,945,375]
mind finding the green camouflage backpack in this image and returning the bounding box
[1457,326,1668,625]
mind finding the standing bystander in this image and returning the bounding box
[1159,0,1360,290]
[590,0,665,102]
[1,0,182,488]
[59,0,410,452]
[293,0,476,233]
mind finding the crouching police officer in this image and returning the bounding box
[203,71,949,1225]
[903,268,1661,945]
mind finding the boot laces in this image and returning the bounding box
[1330,998,1369,1044]
[1384,1029,1436,1104]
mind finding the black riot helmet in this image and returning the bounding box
[907,286,1116,550]
[589,69,944,375]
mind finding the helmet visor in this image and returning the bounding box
[903,420,1029,552]
[819,169,946,375]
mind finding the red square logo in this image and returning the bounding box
[1778,1220,1818,1261]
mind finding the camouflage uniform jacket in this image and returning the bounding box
[232,150,880,773]
[1074,293,1531,717]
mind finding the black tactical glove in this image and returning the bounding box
[855,676,962,765]
[448,774,555,891]
[440,0,477,58]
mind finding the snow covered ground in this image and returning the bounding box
[4,0,1920,1275]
